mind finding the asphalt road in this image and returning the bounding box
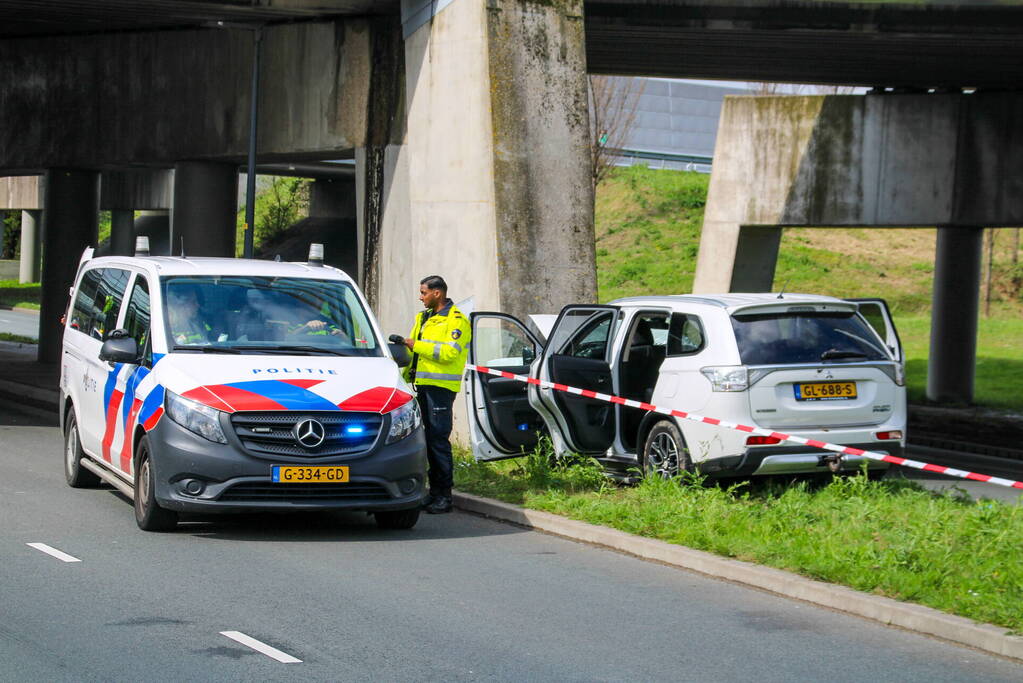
[2,404,1022,682]
[0,308,38,339]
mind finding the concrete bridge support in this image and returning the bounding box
[170,161,238,257]
[695,93,1023,405]
[109,210,134,256]
[39,169,99,363]
[19,209,40,283]
[369,0,594,334]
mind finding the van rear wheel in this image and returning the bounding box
[65,414,100,488]
[134,437,178,532]
[643,421,691,480]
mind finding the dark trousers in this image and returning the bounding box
[416,384,456,495]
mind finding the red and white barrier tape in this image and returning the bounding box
[467,364,1023,490]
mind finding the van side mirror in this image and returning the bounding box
[100,333,139,364]
[521,346,536,364]
[388,342,412,368]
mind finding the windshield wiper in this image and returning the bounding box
[253,345,352,357]
[820,349,868,361]
[172,345,241,354]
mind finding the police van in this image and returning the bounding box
[60,241,426,531]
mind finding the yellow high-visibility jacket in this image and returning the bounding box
[402,300,471,392]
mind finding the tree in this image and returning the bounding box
[589,75,645,192]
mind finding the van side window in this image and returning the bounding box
[667,313,705,356]
[71,268,131,341]
[123,276,151,363]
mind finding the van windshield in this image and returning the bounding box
[730,310,889,366]
[161,276,382,357]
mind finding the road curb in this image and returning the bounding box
[0,377,59,412]
[453,491,1023,662]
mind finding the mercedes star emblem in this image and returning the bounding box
[293,418,326,448]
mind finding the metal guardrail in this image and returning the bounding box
[609,147,714,172]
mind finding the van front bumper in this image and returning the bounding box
[146,415,428,514]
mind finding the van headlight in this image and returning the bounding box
[165,390,228,444]
[700,366,749,392]
[386,398,421,444]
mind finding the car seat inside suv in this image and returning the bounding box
[619,316,668,450]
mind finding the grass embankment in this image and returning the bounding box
[596,165,1023,412]
[455,450,1023,633]
[0,279,40,310]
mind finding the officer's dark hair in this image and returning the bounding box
[420,275,447,294]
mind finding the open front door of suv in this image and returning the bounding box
[465,312,546,461]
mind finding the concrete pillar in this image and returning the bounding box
[371,0,594,335]
[109,209,134,256]
[927,226,984,404]
[171,161,238,257]
[19,209,41,283]
[135,210,170,257]
[39,169,99,364]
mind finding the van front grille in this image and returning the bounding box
[230,411,382,458]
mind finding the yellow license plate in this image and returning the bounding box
[794,381,857,401]
[272,465,349,483]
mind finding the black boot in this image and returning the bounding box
[425,494,452,514]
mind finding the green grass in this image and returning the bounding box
[0,332,36,344]
[455,448,1023,633]
[0,279,40,310]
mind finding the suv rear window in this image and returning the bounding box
[730,311,889,365]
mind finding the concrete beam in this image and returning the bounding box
[0,20,378,172]
[694,93,1023,293]
[0,176,42,209]
[100,169,173,210]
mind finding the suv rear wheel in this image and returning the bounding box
[643,420,692,479]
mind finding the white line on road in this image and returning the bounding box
[26,542,81,563]
[220,631,302,663]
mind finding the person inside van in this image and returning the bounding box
[168,285,215,345]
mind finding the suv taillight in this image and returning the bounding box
[875,430,903,440]
[746,435,782,446]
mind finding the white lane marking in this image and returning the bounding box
[220,631,302,663]
[26,542,82,563]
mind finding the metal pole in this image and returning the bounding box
[244,26,263,259]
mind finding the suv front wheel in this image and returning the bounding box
[643,420,692,480]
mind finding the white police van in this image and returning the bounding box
[60,242,426,531]
[467,294,905,479]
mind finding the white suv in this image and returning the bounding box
[466,294,905,479]
[60,247,426,531]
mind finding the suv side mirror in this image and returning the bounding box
[100,333,139,364]
[388,342,412,368]
[521,346,536,365]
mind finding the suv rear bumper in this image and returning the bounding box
[147,416,428,514]
[698,441,902,478]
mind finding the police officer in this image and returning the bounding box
[168,285,213,345]
[402,275,471,514]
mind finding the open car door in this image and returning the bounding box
[533,305,619,456]
[846,298,902,363]
[465,312,546,461]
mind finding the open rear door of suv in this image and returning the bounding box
[533,305,620,457]
[846,298,902,363]
[465,312,546,461]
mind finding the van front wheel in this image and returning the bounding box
[643,421,691,480]
[134,437,178,532]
